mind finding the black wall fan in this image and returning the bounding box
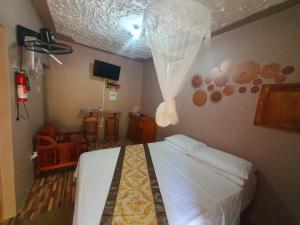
[16,25,73,55]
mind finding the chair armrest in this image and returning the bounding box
[36,134,57,145]
[64,131,83,134]
[56,131,83,143]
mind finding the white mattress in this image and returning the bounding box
[240,174,256,211]
[73,141,256,225]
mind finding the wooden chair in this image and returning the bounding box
[35,123,88,176]
[83,116,99,149]
[39,123,84,143]
[104,116,119,143]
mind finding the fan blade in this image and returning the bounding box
[49,54,63,65]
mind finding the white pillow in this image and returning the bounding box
[165,134,255,181]
[165,134,206,155]
[192,146,255,180]
[200,162,250,187]
[166,140,248,186]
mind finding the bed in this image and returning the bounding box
[73,135,256,225]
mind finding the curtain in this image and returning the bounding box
[144,0,211,127]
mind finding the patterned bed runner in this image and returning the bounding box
[100,144,168,225]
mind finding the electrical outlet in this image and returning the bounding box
[30,152,38,161]
[109,91,117,101]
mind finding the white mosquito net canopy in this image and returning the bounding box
[144,0,211,127]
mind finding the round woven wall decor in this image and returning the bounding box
[261,63,281,79]
[274,74,286,83]
[210,91,222,103]
[239,87,247,94]
[193,90,207,107]
[223,85,235,96]
[191,74,203,88]
[282,66,295,75]
[250,86,260,94]
[253,78,263,86]
[207,84,215,92]
[233,60,260,84]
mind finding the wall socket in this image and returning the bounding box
[30,152,38,161]
[109,91,117,101]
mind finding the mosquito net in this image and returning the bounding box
[144,0,211,127]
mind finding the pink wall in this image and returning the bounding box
[45,41,143,138]
[0,0,45,210]
[141,5,300,225]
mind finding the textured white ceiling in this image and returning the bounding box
[47,0,286,59]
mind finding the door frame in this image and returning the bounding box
[0,24,17,221]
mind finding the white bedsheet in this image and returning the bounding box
[73,141,256,225]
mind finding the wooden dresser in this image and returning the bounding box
[127,113,157,143]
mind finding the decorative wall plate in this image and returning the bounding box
[233,60,260,84]
[214,75,229,87]
[261,63,281,79]
[207,84,215,92]
[281,66,295,75]
[223,85,235,96]
[274,74,286,83]
[253,78,263,86]
[239,87,247,94]
[251,86,260,93]
[193,90,207,107]
[210,91,222,103]
[191,74,203,88]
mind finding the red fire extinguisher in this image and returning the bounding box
[15,70,30,120]
[15,71,28,102]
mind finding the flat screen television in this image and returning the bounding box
[93,60,121,81]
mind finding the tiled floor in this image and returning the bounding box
[1,138,133,225]
[13,168,76,225]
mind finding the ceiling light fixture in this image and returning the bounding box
[120,15,143,40]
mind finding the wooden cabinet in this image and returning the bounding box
[127,113,157,143]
